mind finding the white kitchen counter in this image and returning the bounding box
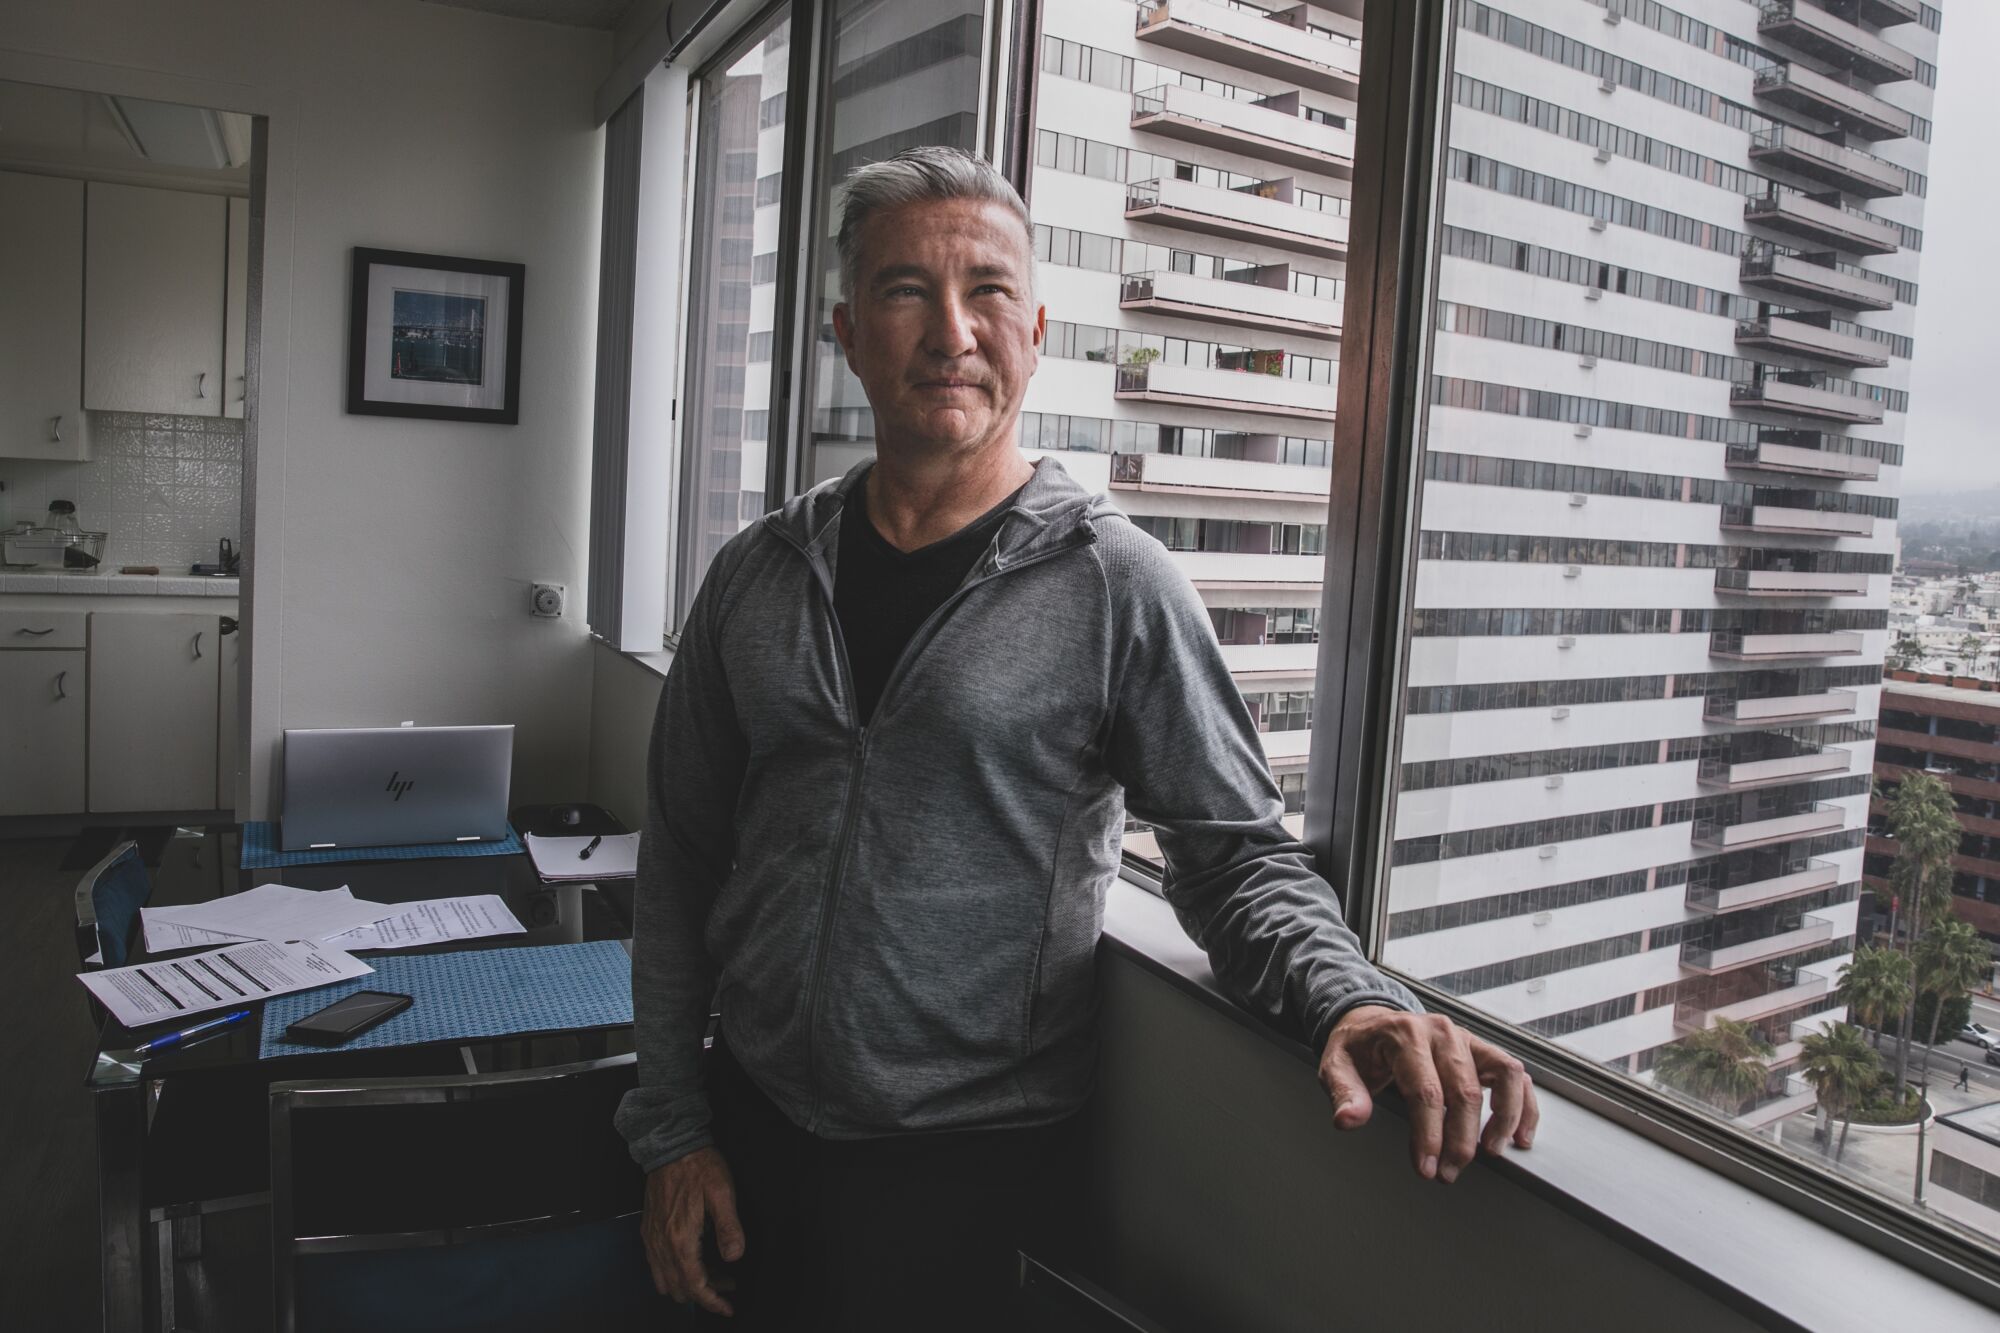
[0,570,238,597]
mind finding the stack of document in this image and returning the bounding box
[525,832,640,881]
[140,885,526,954]
[82,883,532,1032]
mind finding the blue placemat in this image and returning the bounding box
[259,940,632,1057]
[240,821,524,869]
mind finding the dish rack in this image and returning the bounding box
[2,525,108,570]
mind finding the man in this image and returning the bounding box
[617,146,1537,1327]
[1957,1063,1972,1092]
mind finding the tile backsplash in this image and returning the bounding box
[1,412,242,571]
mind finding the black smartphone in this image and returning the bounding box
[284,990,415,1045]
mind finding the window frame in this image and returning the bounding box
[1303,0,2000,1306]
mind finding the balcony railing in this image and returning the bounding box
[1740,244,1896,311]
[1125,177,1349,259]
[1709,629,1866,661]
[1698,746,1852,791]
[1758,0,1918,85]
[1723,440,1881,481]
[1682,913,1837,973]
[1132,84,1354,176]
[1752,62,1912,142]
[1743,186,1901,256]
[1730,374,1886,425]
[1692,801,1847,850]
[1108,450,1335,501]
[1713,567,1871,597]
[1719,503,1876,537]
[1685,858,1842,913]
[1114,362,1336,420]
[1119,269,1340,340]
[1703,687,1858,725]
[1135,0,1361,98]
[1734,314,1890,369]
[1675,974,1833,1030]
[1748,125,1905,198]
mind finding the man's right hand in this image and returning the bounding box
[642,1147,747,1316]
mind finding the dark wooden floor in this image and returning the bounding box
[1,832,110,1332]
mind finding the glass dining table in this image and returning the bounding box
[83,825,638,1333]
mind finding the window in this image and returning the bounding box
[1354,0,1985,1269]
[800,0,989,489]
[675,7,793,617]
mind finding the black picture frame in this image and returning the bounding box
[346,247,526,424]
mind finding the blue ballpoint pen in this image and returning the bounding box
[134,1009,252,1057]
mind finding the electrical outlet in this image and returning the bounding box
[530,583,565,618]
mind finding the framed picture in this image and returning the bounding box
[346,247,525,424]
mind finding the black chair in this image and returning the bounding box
[269,1051,671,1333]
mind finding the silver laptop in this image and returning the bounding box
[281,724,514,851]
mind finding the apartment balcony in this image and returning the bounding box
[1752,61,1913,142]
[1748,125,1904,199]
[1686,859,1842,913]
[1757,1,1918,85]
[1720,503,1875,537]
[1740,246,1895,312]
[1744,186,1900,256]
[1698,747,1852,791]
[1724,439,1880,482]
[1692,801,1848,850]
[1709,629,1865,661]
[1681,914,1837,974]
[1215,639,1320,681]
[1131,84,1354,177]
[1119,270,1340,341]
[1109,450,1332,502]
[1125,177,1349,260]
[1703,688,1858,726]
[1734,314,1890,369]
[1134,0,1361,99]
[1734,1074,1820,1129]
[1713,568,1871,597]
[1730,373,1886,426]
[1114,362,1334,420]
[1166,549,1326,590]
[1676,975,1833,1030]
[1843,0,1923,26]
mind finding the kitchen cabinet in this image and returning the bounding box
[88,611,220,813]
[84,181,229,416]
[225,196,250,420]
[217,619,241,810]
[0,608,88,816]
[0,171,90,461]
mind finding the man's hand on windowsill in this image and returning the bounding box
[1319,1005,1540,1183]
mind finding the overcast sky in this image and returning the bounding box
[1896,4,1999,494]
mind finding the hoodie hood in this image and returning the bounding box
[766,454,1121,575]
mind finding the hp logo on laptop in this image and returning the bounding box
[385,772,415,801]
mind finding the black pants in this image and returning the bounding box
[691,1031,1092,1332]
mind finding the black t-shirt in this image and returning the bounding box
[833,470,1024,727]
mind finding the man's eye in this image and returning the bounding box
[886,286,923,298]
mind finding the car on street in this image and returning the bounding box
[1987,1046,2000,1069]
[1957,1022,1997,1050]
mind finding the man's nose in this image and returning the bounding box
[923,291,978,358]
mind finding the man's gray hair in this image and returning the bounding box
[834,146,1035,303]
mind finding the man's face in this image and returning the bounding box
[831,197,1046,457]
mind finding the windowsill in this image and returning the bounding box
[593,633,675,681]
[1099,876,1995,1331]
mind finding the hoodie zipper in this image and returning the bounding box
[775,513,1089,1133]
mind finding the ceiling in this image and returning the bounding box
[0,79,251,187]
[420,0,639,29]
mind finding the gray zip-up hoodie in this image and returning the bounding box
[615,456,1420,1172]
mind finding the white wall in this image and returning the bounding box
[2,0,611,817]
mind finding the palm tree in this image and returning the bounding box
[1837,944,1913,1053]
[1911,918,1993,1204]
[1798,1022,1882,1160]
[1879,772,1963,1090]
[1654,1018,1773,1115]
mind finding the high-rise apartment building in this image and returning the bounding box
[1026,0,1938,1130]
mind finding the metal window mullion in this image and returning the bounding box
[1304,0,1452,954]
[764,0,825,514]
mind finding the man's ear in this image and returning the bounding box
[831,302,855,363]
[1032,302,1046,353]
